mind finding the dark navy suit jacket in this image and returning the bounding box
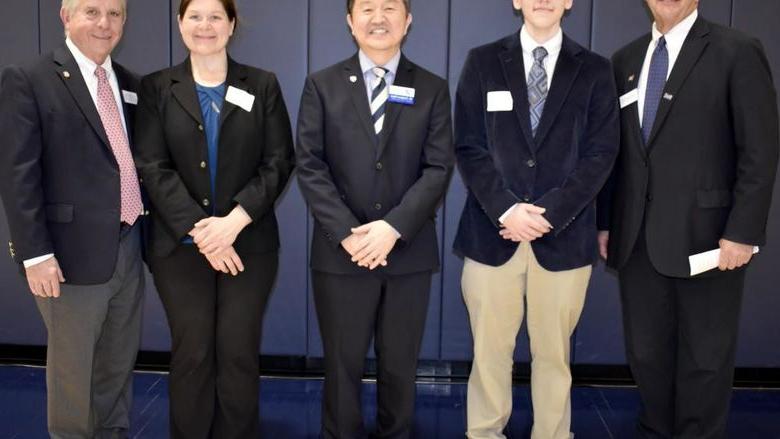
[453,32,619,271]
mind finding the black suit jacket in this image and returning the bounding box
[296,53,454,275]
[601,17,779,277]
[134,58,294,257]
[453,33,619,271]
[0,46,140,285]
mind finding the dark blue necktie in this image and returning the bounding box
[642,36,668,144]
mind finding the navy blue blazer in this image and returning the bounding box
[453,32,619,271]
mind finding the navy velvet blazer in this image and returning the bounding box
[453,32,619,271]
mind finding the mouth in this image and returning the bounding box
[91,34,113,41]
[369,28,389,36]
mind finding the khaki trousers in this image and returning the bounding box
[463,243,591,439]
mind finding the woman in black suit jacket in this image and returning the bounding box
[133,0,294,437]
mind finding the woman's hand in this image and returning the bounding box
[190,205,252,255]
[204,246,245,276]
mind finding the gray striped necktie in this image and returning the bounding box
[371,67,389,137]
[528,46,549,137]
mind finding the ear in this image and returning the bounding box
[346,13,355,36]
[60,7,70,31]
[564,0,574,11]
[230,20,235,36]
[404,13,413,35]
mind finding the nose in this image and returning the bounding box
[96,14,109,28]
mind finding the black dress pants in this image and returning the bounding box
[150,245,278,439]
[619,233,745,439]
[313,270,432,439]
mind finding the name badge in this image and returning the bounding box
[225,86,255,112]
[619,89,639,109]
[388,85,415,105]
[122,90,138,105]
[487,91,513,112]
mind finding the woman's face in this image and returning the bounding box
[178,0,234,56]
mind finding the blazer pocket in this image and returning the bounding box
[696,190,732,208]
[45,204,74,223]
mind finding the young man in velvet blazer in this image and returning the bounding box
[453,1,619,437]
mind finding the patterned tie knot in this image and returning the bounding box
[533,46,548,63]
[656,36,667,51]
[94,65,107,81]
[372,66,388,79]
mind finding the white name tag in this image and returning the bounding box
[619,89,639,109]
[487,91,513,112]
[225,86,255,112]
[121,90,138,105]
[388,85,415,105]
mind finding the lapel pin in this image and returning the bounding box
[349,75,358,83]
[663,93,674,101]
[628,74,635,82]
[63,70,71,79]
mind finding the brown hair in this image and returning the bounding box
[178,0,238,28]
[347,0,410,14]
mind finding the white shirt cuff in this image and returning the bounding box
[498,204,518,224]
[23,254,54,268]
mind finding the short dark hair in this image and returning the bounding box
[347,0,411,14]
[178,0,239,28]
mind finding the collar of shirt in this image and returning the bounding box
[358,49,401,102]
[519,25,563,83]
[650,8,698,72]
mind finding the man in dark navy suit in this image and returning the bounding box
[453,1,619,437]
[0,0,144,437]
[600,0,779,437]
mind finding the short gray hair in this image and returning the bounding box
[61,0,127,15]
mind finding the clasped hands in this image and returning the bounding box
[499,203,552,242]
[341,220,399,270]
[188,206,252,276]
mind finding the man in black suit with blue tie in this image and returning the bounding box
[0,0,144,437]
[296,0,454,437]
[599,0,779,437]
[453,0,619,437]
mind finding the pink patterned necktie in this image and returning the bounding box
[94,66,142,225]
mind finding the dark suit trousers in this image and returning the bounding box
[150,246,277,439]
[35,224,144,439]
[313,270,432,439]
[619,232,745,439]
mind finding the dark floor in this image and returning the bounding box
[1,365,778,438]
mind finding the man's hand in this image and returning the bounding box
[598,231,610,260]
[349,220,399,270]
[190,206,252,255]
[341,233,364,257]
[204,246,245,276]
[499,203,552,242]
[718,239,754,271]
[25,257,65,298]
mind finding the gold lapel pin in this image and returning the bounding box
[349,75,357,83]
[63,70,71,79]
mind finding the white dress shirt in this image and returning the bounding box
[24,39,128,268]
[499,26,563,224]
[358,49,401,104]
[637,9,698,126]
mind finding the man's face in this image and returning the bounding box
[347,0,412,57]
[513,0,573,33]
[645,0,699,30]
[61,0,125,65]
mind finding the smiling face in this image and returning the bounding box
[513,0,573,41]
[645,0,699,33]
[178,0,235,57]
[347,0,412,61]
[60,0,126,65]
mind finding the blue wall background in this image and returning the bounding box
[1,0,779,368]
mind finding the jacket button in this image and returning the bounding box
[200,161,207,169]
[202,198,210,207]
[375,162,383,171]
[138,177,143,183]
[374,203,382,210]
[522,195,531,202]
[526,159,536,168]
[198,124,204,131]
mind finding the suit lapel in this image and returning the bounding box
[646,18,710,149]
[622,36,651,160]
[219,58,249,127]
[499,35,536,151]
[533,35,583,149]
[344,55,378,146]
[376,55,415,159]
[113,64,135,145]
[170,59,204,126]
[52,46,110,148]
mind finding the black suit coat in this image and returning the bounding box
[0,46,140,285]
[601,17,779,277]
[134,58,294,258]
[453,33,620,271]
[296,53,455,275]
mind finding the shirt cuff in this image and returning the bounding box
[498,204,519,224]
[23,254,54,268]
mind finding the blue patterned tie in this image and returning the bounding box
[642,36,668,144]
[528,46,548,137]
